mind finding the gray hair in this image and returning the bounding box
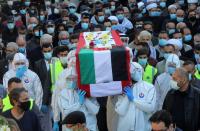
[6,42,18,50]
[58,31,69,39]
[40,34,53,46]
[176,68,189,82]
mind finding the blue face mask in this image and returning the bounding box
[69,8,76,14]
[167,66,176,75]
[170,14,177,20]
[131,71,142,82]
[138,58,148,67]
[68,27,74,33]
[117,14,124,21]
[149,11,160,17]
[168,29,175,35]
[60,40,70,46]
[98,16,105,22]
[159,39,168,47]
[31,23,37,28]
[16,65,27,78]
[178,0,184,5]
[47,27,55,34]
[111,25,118,30]
[197,64,200,71]
[43,52,52,60]
[18,47,26,54]
[67,81,77,89]
[177,17,184,22]
[106,27,111,31]
[35,30,43,37]
[111,6,115,11]
[25,2,30,6]
[164,53,171,60]
[184,34,192,42]
[195,54,200,63]
[20,9,26,15]
[40,15,45,21]
[105,9,111,15]
[81,22,89,30]
[142,8,146,14]
[7,23,14,30]
[160,2,166,8]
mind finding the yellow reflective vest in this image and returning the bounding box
[143,64,157,84]
[50,59,64,91]
[194,70,200,80]
[2,95,34,112]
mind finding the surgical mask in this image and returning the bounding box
[177,17,184,22]
[47,27,55,34]
[68,27,74,34]
[111,6,115,11]
[170,14,176,20]
[195,54,200,63]
[60,56,68,65]
[159,39,167,47]
[30,23,37,29]
[18,47,26,54]
[66,81,77,89]
[7,23,15,30]
[138,58,147,67]
[111,25,118,30]
[160,2,166,8]
[25,2,31,6]
[189,73,192,81]
[168,29,175,35]
[54,8,59,14]
[69,8,76,14]
[68,43,76,50]
[170,79,180,90]
[16,65,27,77]
[81,22,89,30]
[19,100,30,111]
[137,13,143,18]
[35,30,43,37]
[167,66,176,75]
[164,53,171,60]
[98,16,105,22]
[197,64,200,71]
[106,27,111,31]
[40,15,45,21]
[184,34,192,42]
[43,52,52,60]
[20,9,26,15]
[117,14,124,21]
[131,71,142,82]
[149,11,161,17]
[142,8,146,14]
[59,40,69,46]
[178,0,184,5]
[105,9,111,15]
[7,1,13,6]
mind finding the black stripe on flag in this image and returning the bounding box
[111,46,128,81]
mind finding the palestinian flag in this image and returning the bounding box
[76,31,131,97]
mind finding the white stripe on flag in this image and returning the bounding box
[90,81,122,97]
[94,50,113,83]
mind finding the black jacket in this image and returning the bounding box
[33,59,52,105]
[163,85,200,131]
[0,59,9,84]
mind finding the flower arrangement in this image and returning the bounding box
[0,116,11,131]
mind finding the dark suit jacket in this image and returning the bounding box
[34,59,51,105]
[0,59,9,84]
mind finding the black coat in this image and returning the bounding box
[0,59,9,84]
[2,26,18,46]
[163,85,200,131]
[33,59,51,105]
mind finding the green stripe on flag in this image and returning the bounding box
[79,49,96,84]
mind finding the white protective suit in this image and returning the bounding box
[115,62,156,131]
[154,54,181,110]
[53,66,100,131]
[3,53,43,109]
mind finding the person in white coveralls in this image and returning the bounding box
[115,62,156,131]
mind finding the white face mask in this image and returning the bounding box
[170,79,180,90]
[7,1,13,6]
[60,56,68,65]
[54,8,59,14]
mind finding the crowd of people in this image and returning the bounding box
[0,0,200,131]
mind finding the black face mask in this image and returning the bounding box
[19,100,30,111]
[189,16,196,22]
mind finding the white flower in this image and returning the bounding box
[0,125,11,131]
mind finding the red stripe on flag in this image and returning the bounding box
[77,33,85,51]
[79,85,91,97]
[111,31,123,46]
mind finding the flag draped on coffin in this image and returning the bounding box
[76,31,131,97]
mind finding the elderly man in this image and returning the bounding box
[163,68,200,131]
[58,31,70,46]
[155,54,181,110]
[16,36,27,55]
[3,53,43,109]
[0,42,18,84]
